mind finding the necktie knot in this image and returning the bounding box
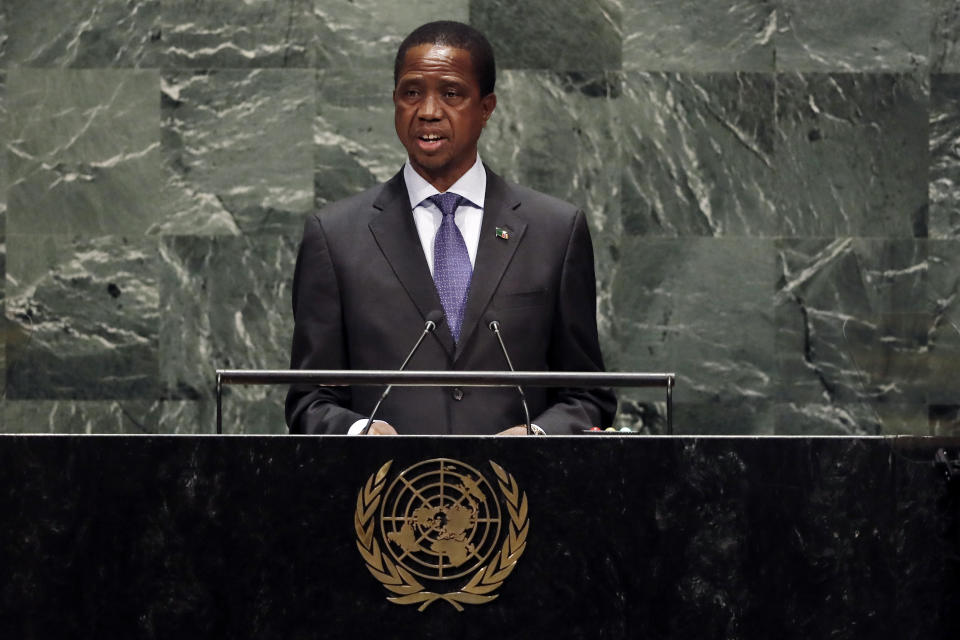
[428,193,465,217]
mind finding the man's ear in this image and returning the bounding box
[481,92,497,125]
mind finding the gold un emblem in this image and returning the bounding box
[354,458,530,611]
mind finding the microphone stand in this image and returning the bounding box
[361,318,438,435]
[488,320,542,435]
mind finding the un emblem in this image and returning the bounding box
[355,458,529,611]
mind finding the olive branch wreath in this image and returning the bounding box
[354,460,529,611]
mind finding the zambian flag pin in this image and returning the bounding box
[495,227,509,240]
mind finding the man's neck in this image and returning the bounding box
[403,156,486,211]
[414,169,461,194]
[408,155,481,192]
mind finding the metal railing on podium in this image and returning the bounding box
[214,369,675,435]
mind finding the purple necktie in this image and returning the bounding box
[429,192,472,342]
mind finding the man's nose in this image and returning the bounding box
[418,93,441,120]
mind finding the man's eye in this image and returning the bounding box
[445,90,459,98]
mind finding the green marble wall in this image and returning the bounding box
[0,0,958,435]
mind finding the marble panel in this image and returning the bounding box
[158,394,287,435]
[671,401,775,435]
[775,73,928,237]
[162,0,317,68]
[623,0,775,72]
[470,0,622,71]
[930,74,960,237]
[3,0,161,68]
[928,240,960,404]
[775,402,930,435]
[776,0,931,71]
[6,69,163,236]
[158,236,296,405]
[481,70,621,231]
[931,0,960,72]
[1,71,6,401]
[611,397,669,433]
[314,68,406,208]
[159,69,314,236]
[929,404,960,435]
[4,400,163,434]
[646,438,909,636]
[5,235,159,399]
[891,437,960,640]
[775,402,881,435]
[621,72,777,237]
[0,4,6,63]
[775,239,930,431]
[1,398,285,435]
[480,69,622,331]
[606,238,775,414]
[218,393,286,434]
[0,70,6,218]
[314,0,469,71]
[770,439,900,635]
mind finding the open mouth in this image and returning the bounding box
[417,134,446,150]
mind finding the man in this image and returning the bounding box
[285,21,615,435]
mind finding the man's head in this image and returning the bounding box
[393,21,497,192]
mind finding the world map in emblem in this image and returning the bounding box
[379,458,502,580]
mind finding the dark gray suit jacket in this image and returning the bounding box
[285,166,616,434]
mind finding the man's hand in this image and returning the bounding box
[497,425,530,436]
[366,420,398,435]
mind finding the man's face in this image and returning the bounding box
[394,44,497,191]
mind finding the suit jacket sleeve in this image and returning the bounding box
[285,214,364,434]
[533,209,617,433]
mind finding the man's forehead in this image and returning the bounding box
[397,44,474,78]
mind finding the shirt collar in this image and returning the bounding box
[403,155,487,210]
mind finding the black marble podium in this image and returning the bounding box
[2,435,958,639]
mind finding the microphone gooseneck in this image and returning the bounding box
[361,311,442,435]
[487,319,541,435]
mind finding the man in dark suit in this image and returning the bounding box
[286,21,616,435]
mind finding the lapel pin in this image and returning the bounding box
[495,227,510,240]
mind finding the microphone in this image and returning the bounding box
[361,310,443,435]
[487,318,543,435]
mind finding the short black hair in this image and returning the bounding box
[394,21,496,96]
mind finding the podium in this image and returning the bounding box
[1,434,958,639]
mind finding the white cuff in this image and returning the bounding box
[347,419,369,435]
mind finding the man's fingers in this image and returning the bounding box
[367,420,398,435]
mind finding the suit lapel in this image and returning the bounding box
[456,168,527,361]
[368,171,456,358]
